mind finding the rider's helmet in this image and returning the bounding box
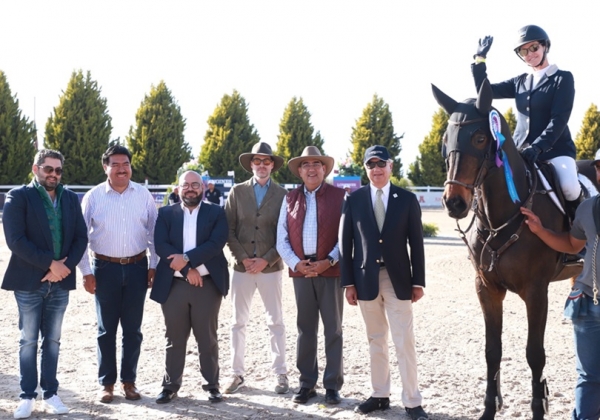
[514,25,551,60]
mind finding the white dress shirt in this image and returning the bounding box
[78,181,158,276]
[174,203,209,277]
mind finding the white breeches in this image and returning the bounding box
[546,156,581,201]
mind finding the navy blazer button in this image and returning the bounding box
[379,239,383,243]
[376,259,380,263]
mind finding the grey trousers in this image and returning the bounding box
[161,277,223,392]
[293,276,344,390]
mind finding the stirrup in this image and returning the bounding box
[563,253,584,266]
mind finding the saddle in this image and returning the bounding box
[534,161,586,267]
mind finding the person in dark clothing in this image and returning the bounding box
[168,186,180,205]
[472,25,582,218]
[205,182,222,206]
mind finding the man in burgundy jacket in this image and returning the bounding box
[276,146,346,405]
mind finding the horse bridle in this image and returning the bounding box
[443,116,537,273]
[443,117,491,192]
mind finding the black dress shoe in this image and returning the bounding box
[156,389,176,404]
[292,387,317,404]
[208,388,223,403]
[325,389,341,404]
[355,397,390,414]
[406,405,429,420]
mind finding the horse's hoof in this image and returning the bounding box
[479,397,499,420]
[478,410,496,420]
[531,397,548,419]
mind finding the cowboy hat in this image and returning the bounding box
[239,142,284,173]
[288,146,335,179]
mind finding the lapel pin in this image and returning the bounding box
[393,193,398,198]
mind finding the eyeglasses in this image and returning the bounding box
[251,157,273,166]
[37,165,63,175]
[180,182,202,190]
[517,43,541,57]
[300,161,323,169]
[365,160,388,169]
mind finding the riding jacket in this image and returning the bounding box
[472,62,576,161]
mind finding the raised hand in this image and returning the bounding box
[475,35,494,58]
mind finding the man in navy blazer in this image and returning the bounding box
[150,171,229,404]
[2,149,87,418]
[339,145,428,420]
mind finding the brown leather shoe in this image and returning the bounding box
[122,382,141,400]
[99,384,114,403]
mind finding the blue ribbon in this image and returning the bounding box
[495,131,520,203]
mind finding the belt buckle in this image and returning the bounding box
[119,257,130,265]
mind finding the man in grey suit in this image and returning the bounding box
[150,170,229,404]
[340,145,429,420]
[224,141,289,395]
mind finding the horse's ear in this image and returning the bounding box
[475,79,493,115]
[432,84,458,115]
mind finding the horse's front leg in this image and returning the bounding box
[476,276,507,420]
[523,285,550,420]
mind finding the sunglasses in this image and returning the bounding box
[517,43,541,58]
[180,182,202,190]
[365,160,388,169]
[38,165,63,175]
[251,157,273,166]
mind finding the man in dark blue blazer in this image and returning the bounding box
[150,171,229,405]
[2,149,87,418]
[339,145,428,420]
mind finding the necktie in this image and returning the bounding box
[374,189,385,231]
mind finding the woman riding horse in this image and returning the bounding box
[473,25,583,219]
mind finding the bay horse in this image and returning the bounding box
[432,79,582,420]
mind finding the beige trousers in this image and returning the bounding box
[358,268,422,407]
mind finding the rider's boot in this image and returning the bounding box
[564,190,586,265]
[566,190,585,222]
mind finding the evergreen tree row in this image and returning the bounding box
[2,68,598,187]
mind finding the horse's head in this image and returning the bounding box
[432,79,513,219]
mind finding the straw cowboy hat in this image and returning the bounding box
[238,142,284,173]
[288,146,335,179]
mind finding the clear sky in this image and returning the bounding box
[1,0,598,177]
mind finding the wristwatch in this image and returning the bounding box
[183,253,190,263]
[327,256,336,267]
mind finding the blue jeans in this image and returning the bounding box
[93,257,148,385]
[14,283,69,400]
[572,296,600,420]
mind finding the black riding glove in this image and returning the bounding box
[521,145,542,165]
[474,35,493,59]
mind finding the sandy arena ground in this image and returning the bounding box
[0,209,578,419]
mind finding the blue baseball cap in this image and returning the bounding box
[363,145,391,164]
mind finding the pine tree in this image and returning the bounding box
[44,70,112,184]
[126,81,191,184]
[350,95,403,184]
[503,107,517,136]
[273,97,325,184]
[575,103,600,160]
[408,108,448,186]
[0,71,37,184]
[199,90,260,178]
